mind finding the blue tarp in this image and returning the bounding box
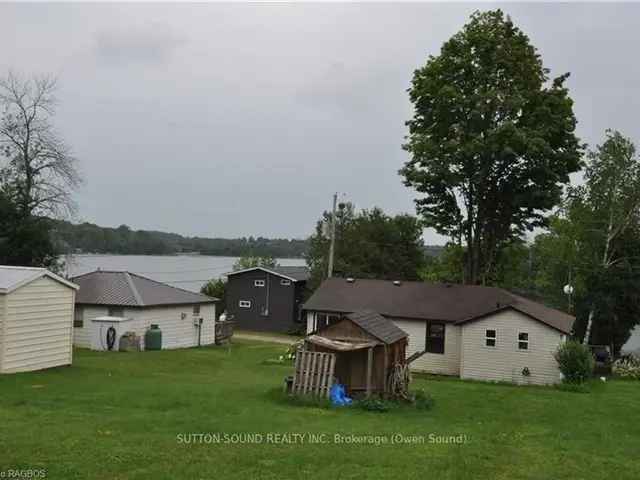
[330,383,352,406]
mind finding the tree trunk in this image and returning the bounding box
[583,306,595,345]
[584,207,615,345]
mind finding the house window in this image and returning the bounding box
[518,332,529,350]
[254,280,265,287]
[426,322,445,354]
[74,307,84,328]
[239,300,251,308]
[108,307,124,317]
[280,279,291,286]
[485,329,496,347]
[193,305,200,316]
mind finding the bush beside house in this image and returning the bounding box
[554,341,595,384]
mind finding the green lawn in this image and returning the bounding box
[1,341,639,480]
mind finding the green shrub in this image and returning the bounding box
[554,341,594,384]
[612,355,640,380]
[356,397,395,413]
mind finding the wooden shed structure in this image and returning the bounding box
[301,310,408,397]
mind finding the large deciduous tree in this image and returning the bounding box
[0,72,80,219]
[571,131,640,345]
[0,72,80,269]
[306,204,425,289]
[401,10,583,284]
[529,131,640,353]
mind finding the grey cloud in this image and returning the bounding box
[1,3,639,244]
[93,23,186,67]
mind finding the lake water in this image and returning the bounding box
[64,254,306,293]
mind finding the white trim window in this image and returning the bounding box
[239,300,252,308]
[280,279,291,286]
[485,329,496,347]
[193,305,200,316]
[254,279,265,287]
[518,332,529,350]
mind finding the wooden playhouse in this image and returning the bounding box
[291,310,409,398]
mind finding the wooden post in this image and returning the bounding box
[326,354,335,398]
[383,345,389,394]
[366,346,373,398]
[292,348,301,394]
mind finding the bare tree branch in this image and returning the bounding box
[0,72,81,219]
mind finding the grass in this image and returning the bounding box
[1,341,639,479]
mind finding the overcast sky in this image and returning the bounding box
[1,2,639,243]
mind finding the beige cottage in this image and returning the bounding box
[0,266,79,374]
[304,278,574,386]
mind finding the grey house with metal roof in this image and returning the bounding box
[225,266,309,333]
[71,270,217,350]
[304,277,575,385]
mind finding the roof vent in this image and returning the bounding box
[393,280,401,286]
[346,277,355,283]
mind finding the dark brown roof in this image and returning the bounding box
[345,310,408,345]
[272,266,310,282]
[72,270,217,307]
[303,278,574,334]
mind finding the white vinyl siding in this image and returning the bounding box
[460,309,564,385]
[306,311,315,333]
[0,294,5,372]
[305,311,342,333]
[73,306,109,348]
[1,276,75,374]
[392,319,461,376]
[75,304,216,350]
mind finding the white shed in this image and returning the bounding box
[71,270,218,351]
[0,266,79,374]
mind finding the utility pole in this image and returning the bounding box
[327,192,338,278]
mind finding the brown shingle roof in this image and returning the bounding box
[72,270,217,307]
[303,278,574,334]
[272,266,310,282]
[345,310,408,344]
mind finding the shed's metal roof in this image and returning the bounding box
[345,310,409,345]
[72,270,217,307]
[304,278,574,334]
[0,265,78,294]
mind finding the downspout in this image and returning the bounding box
[265,273,270,316]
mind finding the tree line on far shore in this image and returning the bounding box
[51,220,310,258]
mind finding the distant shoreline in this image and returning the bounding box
[63,253,306,260]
